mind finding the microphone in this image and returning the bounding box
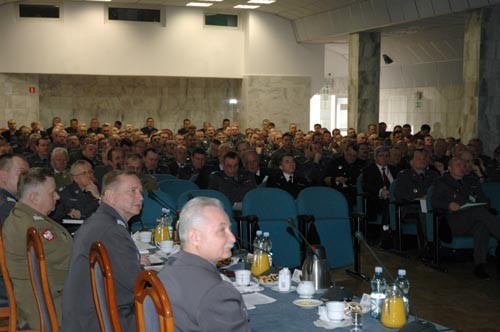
[354,231,438,332]
[286,218,319,259]
[147,190,177,217]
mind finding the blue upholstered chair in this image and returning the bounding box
[177,190,237,236]
[242,188,301,268]
[158,179,199,202]
[153,174,176,182]
[296,187,354,268]
[133,190,177,232]
[425,186,497,268]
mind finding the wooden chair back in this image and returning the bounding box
[89,241,122,332]
[134,271,174,332]
[26,227,58,332]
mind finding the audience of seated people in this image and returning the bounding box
[1,116,500,331]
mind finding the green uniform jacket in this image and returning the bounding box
[3,202,72,329]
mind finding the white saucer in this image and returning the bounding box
[271,285,297,293]
[293,299,323,309]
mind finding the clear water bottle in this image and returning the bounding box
[263,232,273,265]
[253,230,263,254]
[370,266,387,319]
[396,269,410,316]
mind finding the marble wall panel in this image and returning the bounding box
[37,75,242,132]
[0,73,39,128]
[240,75,310,131]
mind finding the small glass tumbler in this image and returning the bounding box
[350,308,363,332]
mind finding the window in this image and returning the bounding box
[205,13,238,27]
[108,7,161,23]
[310,93,348,134]
[19,4,60,18]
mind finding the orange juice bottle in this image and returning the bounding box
[154,208,170,244]
[381,284,407,328]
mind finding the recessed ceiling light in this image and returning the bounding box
[248,0,276,4]
[234,5,260,9]
[186,2,214,7]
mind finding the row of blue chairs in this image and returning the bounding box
[137,184,355,270]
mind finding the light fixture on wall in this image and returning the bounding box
[228,98,238,104]
[382,54,393,65]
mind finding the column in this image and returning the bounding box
[348,32,381,134]
[463,7,500,155]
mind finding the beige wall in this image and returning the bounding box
[379,84,465,139]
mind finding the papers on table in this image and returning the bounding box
[148,253,164,265]
[242,292,276,310]
[460,202,487,209]
[135,240,155,252]
[419,199,427,213]
[62,219,84,225]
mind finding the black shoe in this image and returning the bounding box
[474,264,491,280]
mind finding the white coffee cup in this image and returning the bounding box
[158,240,174,253]
[235,269,251,286]
[326,301,345,321]
[139,231,152,243]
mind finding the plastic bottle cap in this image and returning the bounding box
[398,269,406,276]
[375,266,383,273]
[263,232,270,237]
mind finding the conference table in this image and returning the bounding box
[246,285,450,332]
[136,239,451,332]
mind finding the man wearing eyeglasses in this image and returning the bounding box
[50,160,100,229]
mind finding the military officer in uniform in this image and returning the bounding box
[0,154,29,224]
[324,143,364,211]
[431,157,500,279]
[394,149,439,250]
[62,170,144,332]
[3,167,72,329]
[50,160,100,232]
[208,151,257,207]
[50,147,72,191]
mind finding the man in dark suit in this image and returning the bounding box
[145,197,249,331]
[61,170,144,331]
[362,146,399,247]
[267,153,309,199]
[167,144,189,177]
[431,157,500,279]
[140,117,158,137]
[27,136,51,168]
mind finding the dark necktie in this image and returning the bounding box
[381,167,390,188]
[289,175,293,184]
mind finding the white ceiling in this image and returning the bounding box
[0,0,362,21]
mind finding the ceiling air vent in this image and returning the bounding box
[205,13,238,27]
[19,4,60,18]
[108,7,161,23]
